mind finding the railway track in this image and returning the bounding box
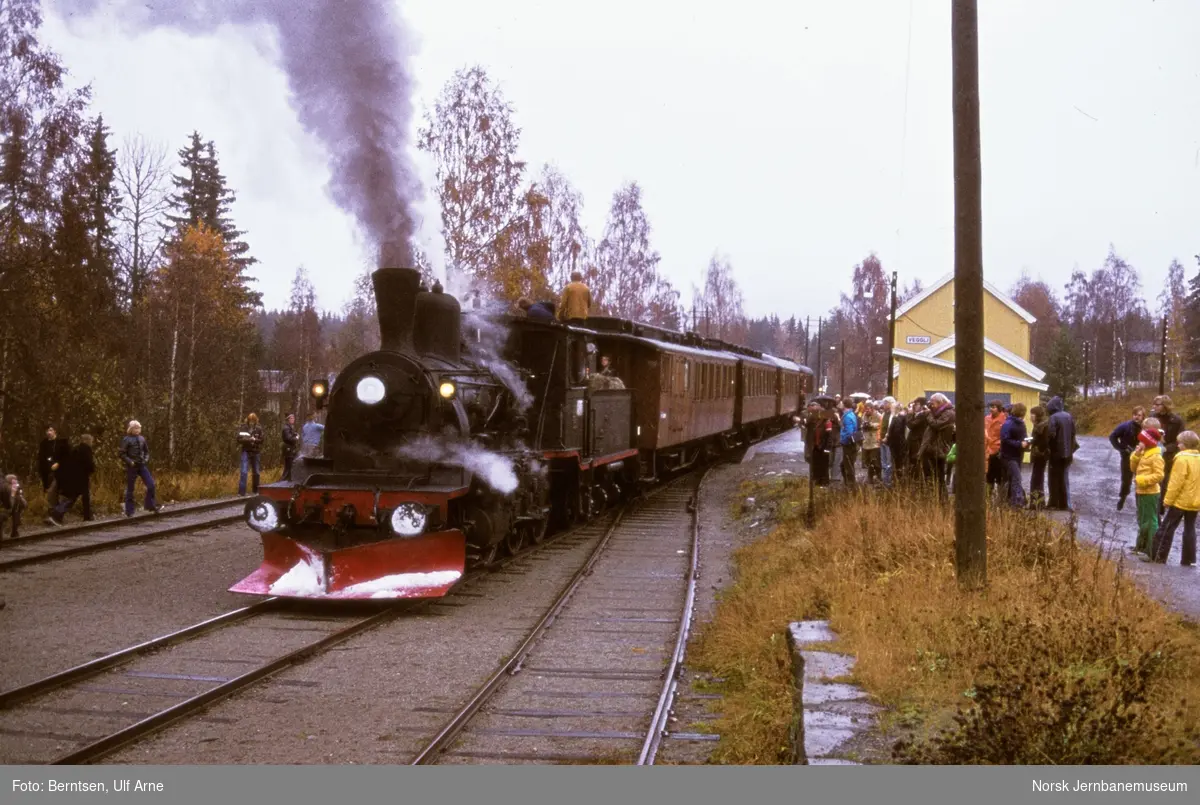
[0,499,244,570]
[410,469,710,765]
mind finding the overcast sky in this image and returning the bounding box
[42,0,1200,323]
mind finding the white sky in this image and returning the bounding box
[42,0,1200,321]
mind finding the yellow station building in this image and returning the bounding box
[891,273,1049,412]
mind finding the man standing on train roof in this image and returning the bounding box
[557,271,591,322]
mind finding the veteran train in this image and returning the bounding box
[230,266,811,601]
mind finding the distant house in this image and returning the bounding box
[258,370,294,416]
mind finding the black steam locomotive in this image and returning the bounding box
[230,266,810,601]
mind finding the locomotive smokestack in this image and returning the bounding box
[373,264,421,353]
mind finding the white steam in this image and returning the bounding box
[395,436,518,494]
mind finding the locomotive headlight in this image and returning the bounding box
[245,497,280,533]
[389,502,428,537]
[356,375,386,404]
[439,381,456,399]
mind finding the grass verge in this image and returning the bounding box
[690,477,1200,764]
[1074,387,1200,436]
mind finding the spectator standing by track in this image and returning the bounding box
[1028,405,1050,509]
[839,399,860,488]
[999,403,1028,508]
[1109,406,1145,512]
[1152,429,1200,566]
[120,420,161,517]
[1046,396,1078,511]
[1130,419,1164,557]
[861,402,883,484]
[301,412,324,458]
[45,434,95,526]
[907,397,929,482]
[281,413,300,482]
[1,474,27,538]
[238,413,265,496]
[920,394,956,499]
[984,401,1008,501]
[885,399,908,484]
[1152,396,1184,515]
[37,426,69,508]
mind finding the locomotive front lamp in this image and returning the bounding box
[245,497,281,533]
[439,381,456,399]
[389,502,427,537]
[356,375,386,404]
[311,380,327,398]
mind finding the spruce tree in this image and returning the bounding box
[82,115,120,292]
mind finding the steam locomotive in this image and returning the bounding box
[230,266,811,601]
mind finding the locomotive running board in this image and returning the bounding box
[230,530,466,600]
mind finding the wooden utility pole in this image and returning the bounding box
[815,317,823,392]
[840,340,846,398]
[805,316,811,366]
[952,0,986,589]
[1159,317,1168,395]
[887,271,898,397]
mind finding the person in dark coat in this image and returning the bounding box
[999,403,1029,508]
[1,474,27,538]
[906,397,929,481]
[1028,405,1050,509]
[45,434,95,526]
[1152,395,1185,515]
[885,401,909,484]
[813,406,837,486]
[281,413,300,482]
[919,394,956,498]
[518,298,556,322]
[1046,395,1077,510]
[37,426,70,508]
[120,420,160,517]
[1109,406,1145,511]
[238,413,265,496]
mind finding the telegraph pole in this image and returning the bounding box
[1083,342,1090,401]
[805,316,811,366]
[887,271,898,397]
[815,317,823,392]
[1159,317,1168,395]
[952,0,986,590]
[840,339,846,398]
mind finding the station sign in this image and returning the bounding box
[905,335,932,345]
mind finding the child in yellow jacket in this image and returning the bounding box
[1152,430,1200,566]
[1130,420,1165,556]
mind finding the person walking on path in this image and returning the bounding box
[1028,405,1050,509]
[45,434,95,526]
[1109,406,1145,511]
[1152,396,1185,515]
[1152,429,1200,566]
[120,420,160,517]
[861,402,883,484]
[237,413,265,496]
[1,474,27,538]
[1129,419,1165,556]
[37,426,69,509]
[838,399,860,488]
[985,400,1008,501]
[999,402,1029,508]
[281,413,300,482]
[1046,396,1077,511]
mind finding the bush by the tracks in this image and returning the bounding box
[21,468,279,522]
[690,479,1200,764]
[1074,386,1200,436]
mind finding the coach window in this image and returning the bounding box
[661,356,673,394]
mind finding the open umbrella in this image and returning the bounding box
[848,392,870,401]
[810,394,836,407]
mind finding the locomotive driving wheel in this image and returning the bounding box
[526,515,549,545]
[504,525,525,556]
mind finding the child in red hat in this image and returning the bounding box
[1130,417,1165,556]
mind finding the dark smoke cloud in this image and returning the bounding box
[55,0,420,266]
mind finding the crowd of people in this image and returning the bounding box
[800,392,1080,511]
[1109,395,1196,566]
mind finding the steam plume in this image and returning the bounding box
[56,0,420,265]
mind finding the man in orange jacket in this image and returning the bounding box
[557,271,592,322]
[984,400,1008,501]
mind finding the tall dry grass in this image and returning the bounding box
[690,478,1200,764]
